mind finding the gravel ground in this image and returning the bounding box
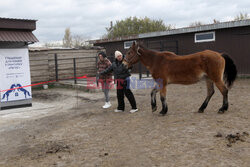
[0,78,249,167]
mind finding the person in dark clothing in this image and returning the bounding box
[99,50,138,113]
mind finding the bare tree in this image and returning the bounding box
[189,21,203,27]
[234,12,249,21]
[213,19,220,24]
[72,35,92,48]
[44,41,62,48]
[72,35,84,48]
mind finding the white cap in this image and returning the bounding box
[115,50,122,58]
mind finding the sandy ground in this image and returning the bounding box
[0,78,249,167]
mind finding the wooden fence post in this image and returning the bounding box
[73,58,77,84]
[54,53,58,81]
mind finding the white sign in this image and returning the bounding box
[0,48,32,102]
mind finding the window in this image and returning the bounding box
[124,40,135,49]
[195,31,215,43]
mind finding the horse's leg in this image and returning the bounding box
[151,87,159,112]
[198,78,215,113]
[159,85,168,116]
[215,80,228,114]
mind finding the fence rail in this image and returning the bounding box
[53,54,97,84]
[29,49,103,83]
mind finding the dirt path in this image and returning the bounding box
[0,79,249,167]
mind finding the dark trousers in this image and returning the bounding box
[117,80,137,110]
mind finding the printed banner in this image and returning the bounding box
[0,48,32,102]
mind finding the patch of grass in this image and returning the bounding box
[237,75,250,79]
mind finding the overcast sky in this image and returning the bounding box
[0,0,249,44]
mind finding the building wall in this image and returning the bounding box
[174,26,250,74]
[95,26,250,74]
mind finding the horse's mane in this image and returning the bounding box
[161,51,177,57]
[138,44,156,55]
[139,44,177,57]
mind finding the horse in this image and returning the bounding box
[2,84,16,101]
[16,84,31,99]
[123,42,237,116]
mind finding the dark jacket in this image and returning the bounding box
[100,58,131,80]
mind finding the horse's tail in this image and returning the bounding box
[221,53,237,88]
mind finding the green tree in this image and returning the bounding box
[63,28,72,48]
[234,12,249,21]
[104,16,173,39]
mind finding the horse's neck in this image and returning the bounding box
[139,48,155,67]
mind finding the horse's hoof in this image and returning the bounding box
[159,111,167,116]
[152,106,157,112]
[198,109,204,113]
[218,110,225,114]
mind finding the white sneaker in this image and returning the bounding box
[102,103,106,108]
[103,102,111,109]
[114,109,124,112]
[130,108,138,113]
[102,102,110,109]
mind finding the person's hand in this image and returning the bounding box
[99,71,103,76]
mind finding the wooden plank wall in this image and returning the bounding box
[29,49,103,83]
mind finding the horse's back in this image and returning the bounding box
[162,53,205,84]
[178,50,224,65]
[162,50,225,84]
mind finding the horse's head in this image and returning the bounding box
[16,84,22,91]
[10,84,16,89]
[123,41,141,68]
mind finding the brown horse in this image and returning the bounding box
[123,42,237,116]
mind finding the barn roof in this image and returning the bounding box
[91,19,250,44]
[0,17,38,43]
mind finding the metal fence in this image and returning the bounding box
[53,53,97,84]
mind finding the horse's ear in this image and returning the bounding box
[132,41,136,47]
